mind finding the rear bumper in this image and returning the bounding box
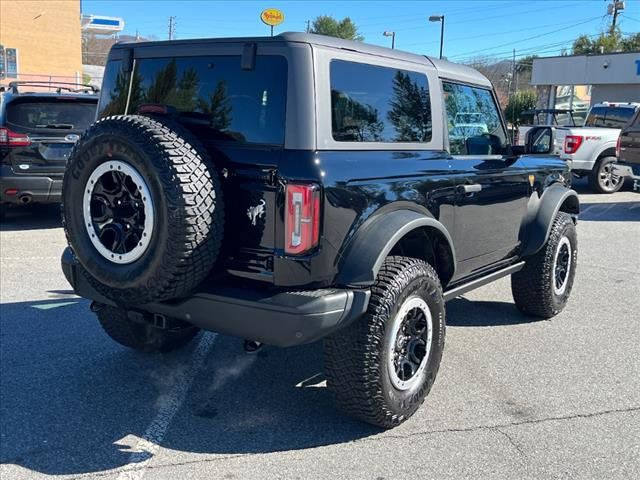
[0,166,62,204]
[612,162,640,180]
[61,247,370,347]
[564,157,595,172]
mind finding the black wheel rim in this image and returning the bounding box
[83,161,154,264]
[553,237,572,295]
[388,296,433,390]
[90,171,145,254]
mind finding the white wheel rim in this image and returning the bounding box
[552,236,572,296]
[82,160,154,264]
[387,296,433,391]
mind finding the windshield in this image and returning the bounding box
[6,99,97,132]
[584,106,636,129]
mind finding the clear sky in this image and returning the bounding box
[82,0,640,62]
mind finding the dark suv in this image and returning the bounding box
[61,33,579,428]
[614,108,640,192]
[0,82,98,211]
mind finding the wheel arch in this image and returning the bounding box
[596,146,617,161]
[520,184,579,258]
[335,209,456,288]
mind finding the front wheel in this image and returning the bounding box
[324,256,446,429]
[589,156,624,194]
[511,212,577,318]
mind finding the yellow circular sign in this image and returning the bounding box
[261,8,285,27]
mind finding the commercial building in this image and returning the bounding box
[531,52,640,124]
[0,0,83,84]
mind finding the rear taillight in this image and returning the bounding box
[563,135,583,154]
[616,135,621,158]
[0,127,31,147]
[285,183,320,255]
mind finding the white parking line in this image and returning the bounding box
[116,332,217,480]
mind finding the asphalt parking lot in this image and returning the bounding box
[1,178,639,480]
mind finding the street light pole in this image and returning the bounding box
[383,31,396,49]
[428,15,445,59]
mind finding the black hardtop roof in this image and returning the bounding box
[113,31,491,87]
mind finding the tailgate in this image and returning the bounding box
[7,135,77,176]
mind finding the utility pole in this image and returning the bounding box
[513,49,518,95]
[608,1,625,35]
[511,48,517,142]
[168,16,176,40]
[306,19,310,33]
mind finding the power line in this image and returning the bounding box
[400,14,606,49]
[449,16,605,60]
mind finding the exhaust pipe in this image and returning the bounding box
[19,194,32,205]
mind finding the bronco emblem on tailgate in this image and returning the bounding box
[246,199,266,226]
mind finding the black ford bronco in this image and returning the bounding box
[61,33,579,428]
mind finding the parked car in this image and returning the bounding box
[519,103,640,193]
[60,33,579,429]
[0,81,98,213]
[613,108,640,192]
[555,102,640,193]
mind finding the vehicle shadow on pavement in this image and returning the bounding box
[579,202,640,222]
[0,204,62,231]
[0,298,379,477]
[447,297,545,327]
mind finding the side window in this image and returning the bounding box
[442,82,508,155]
[330,60,432,143]
[127,55,287,145]
[97,60,127,119]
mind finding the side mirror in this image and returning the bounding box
[525,126,553,155]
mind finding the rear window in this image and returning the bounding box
[108,55,288,145]
[6,99,97,132]
[584,106,636,129]
[330,60,432,143]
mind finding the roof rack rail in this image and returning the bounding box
[5,81,99,94]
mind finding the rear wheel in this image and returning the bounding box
[95,303,199,353]
[589,156,623,194]
[324,256,445,429]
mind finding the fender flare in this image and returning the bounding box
[335,209,456,287]
[520,184,579,257]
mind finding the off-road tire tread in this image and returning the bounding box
[324,256,444,429]
[511,212,576,318]
[63,115,224,304]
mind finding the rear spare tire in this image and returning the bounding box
[62,115,224,304]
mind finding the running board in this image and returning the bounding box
[443,261,525,302]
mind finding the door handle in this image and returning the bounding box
[458,184,482,194]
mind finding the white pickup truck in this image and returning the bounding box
[521,103,639,193]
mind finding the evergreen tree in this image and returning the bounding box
[388,71,432,142]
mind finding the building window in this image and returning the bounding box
[554,85,591,125]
